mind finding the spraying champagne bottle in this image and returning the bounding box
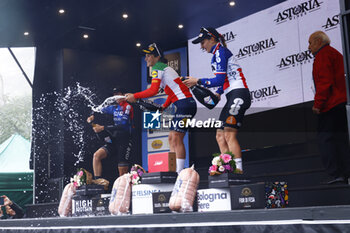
[181,77,219,109]
[91,95,125,112]
[88,118,113,143]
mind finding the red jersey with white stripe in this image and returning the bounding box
[134,62,192,108]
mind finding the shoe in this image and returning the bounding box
[324,177,346,185]
[92,178,110,190]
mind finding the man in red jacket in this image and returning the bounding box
[308,31,350,184]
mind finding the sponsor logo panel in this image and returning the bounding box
[250,85,282,103]
[322,14,340,31]
[277,50,313,70]
[221,30,237,43]
[274,0,323,24]
[236,38,278,60]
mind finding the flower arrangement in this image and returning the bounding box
[70,168,92,188]
[130,164,146,185]
[208,152,240,175]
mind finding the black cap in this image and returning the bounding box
[113,87,126,95]
[142,43,163,57]
[192,27,220,44]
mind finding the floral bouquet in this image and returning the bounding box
[70,168,92,188]
[130,164,146,185]
[208,152,240,176]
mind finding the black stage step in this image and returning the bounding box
[196,141,350,208]
[242,141,319,162]
[2,206,350,233]
[26,202,59,218]
[289,184,350,207]
[244,153,322,174]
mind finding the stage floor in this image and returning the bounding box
[1,205,350,233]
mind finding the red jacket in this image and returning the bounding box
[312,45,347,113]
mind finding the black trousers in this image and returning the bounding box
[102,130,133,167]
[317,103,350,178]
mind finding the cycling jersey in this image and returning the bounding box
[199,43,248,95]
[98,101,133,164]
[101,101,134,133]
[134,62,192,108]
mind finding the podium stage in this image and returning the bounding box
[1,205,350,233]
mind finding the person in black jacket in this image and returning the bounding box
[0,208,4,219]
[0,195,24,219]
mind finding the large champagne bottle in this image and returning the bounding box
[88,121,113,143]
[181,77,219,109]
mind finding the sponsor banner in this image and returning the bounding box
[273,0,324,25]
[72,195,110,216]
[147,137,169,152]
[165,52,181,75]
[152,191,172,213]
[148,152,176,173]
[188,0,341,115]
[132,184,174,214]
[197,188,231,212]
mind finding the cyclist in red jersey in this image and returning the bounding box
[126,43,197,173]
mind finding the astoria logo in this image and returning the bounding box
[277,50,313,70]
[236,38,278,60]
[322,15,339,31]
[222,31,237,43]
[274,0,323,24]
[250,85,281,102]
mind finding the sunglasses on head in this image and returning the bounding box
[201,27,216,39]
[149,43,161,57]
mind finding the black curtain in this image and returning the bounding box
[30,47,141,203]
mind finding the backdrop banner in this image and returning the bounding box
[188,0,342,120]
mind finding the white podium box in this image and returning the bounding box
[197,188,231,212]
[132,183,174,214]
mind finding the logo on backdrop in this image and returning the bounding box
[151,140,163,149]
[143,111,162,129]
[277,50,313,70]
[274,0,323,24]
[221,30,237,43]
[165,52,181,75]
[236,38,278,60]
[250,85,282,103]
[322,14,340,31]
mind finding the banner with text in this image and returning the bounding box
[188,0,341,119]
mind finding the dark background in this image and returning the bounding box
[32,47,142,202]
